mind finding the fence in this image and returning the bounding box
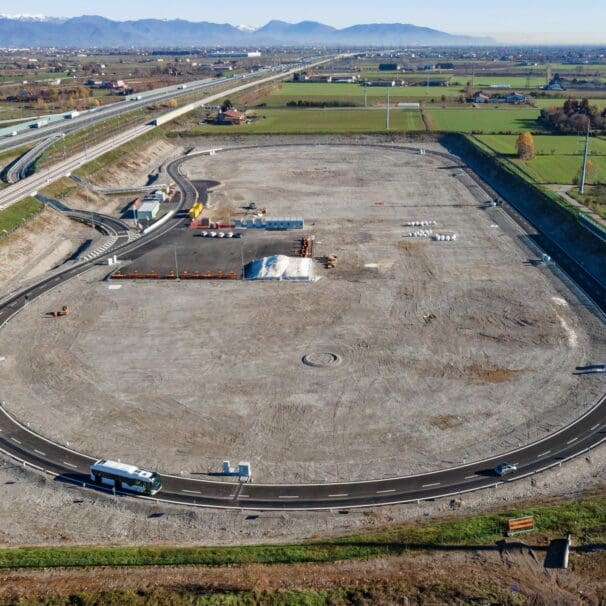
[579,213,606,245]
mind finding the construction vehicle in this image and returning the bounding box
[53,305,69,317]
[188,201,203,220]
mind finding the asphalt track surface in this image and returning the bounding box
[0,146,605,510]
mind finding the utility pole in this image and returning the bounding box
[579,118,591,195]
[386,87,390,130]
[364,84,368,108]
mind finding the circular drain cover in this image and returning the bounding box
[302,352,342,368]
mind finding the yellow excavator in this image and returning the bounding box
[188,201,203,220]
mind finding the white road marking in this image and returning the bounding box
[34,449,46,456]
[63,461,78,469]
[237,494,250,499]
[10,437,21,444]
[278,495,299,499]
[538,450,551,457]
[376,489,396,494]
[182,489,201,494]
[591,424,600,431]
[328,493,349,498]
[464,474,477,479]
[567,437,578,444]
[422,482,441,488]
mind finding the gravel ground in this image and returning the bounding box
[1,143,603,481]
[0,137,604,546]
[0,208,90,293]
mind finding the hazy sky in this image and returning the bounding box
[1,0,605,44]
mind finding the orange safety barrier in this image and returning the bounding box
[110,271,241,280]
[507,516,535,535]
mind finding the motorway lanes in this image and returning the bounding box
[0,75,236,154]
[0,58,334,211]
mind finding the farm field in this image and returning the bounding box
[425,107,543,133]
[180,108,425,135]
[475,134,606,184]
[266,82,464,106]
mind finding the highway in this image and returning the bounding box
[0,145,605,510]
[0,73,242,152]
[3,134,61,183]
[0,57,334,210]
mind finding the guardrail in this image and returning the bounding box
[579,213,606,245]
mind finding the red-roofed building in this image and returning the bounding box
[217,109,246,125]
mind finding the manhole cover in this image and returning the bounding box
[302,352,342,368]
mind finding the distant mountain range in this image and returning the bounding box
[0,15,494,48]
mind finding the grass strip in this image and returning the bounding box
[0,495,604,569]
[73,127,165,180]
[0,196,43,238]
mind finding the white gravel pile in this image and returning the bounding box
[245,255,313,281]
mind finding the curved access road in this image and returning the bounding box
[0,147,605,511]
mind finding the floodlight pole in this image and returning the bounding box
[386,88,390,130]
[579,118,590,195]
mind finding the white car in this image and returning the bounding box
[495,463,517,477]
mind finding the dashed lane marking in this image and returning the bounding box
[464,474,477,479]
[278,495,299,499]
[182,489,201,494]
[591,423,601,431]
[34,449,46,456]
[10,437,21,444]
[63,461,78,469]
[328,493,349,498]
[567,437,578,444]
[376,489,396,494]
[422,482,441,488]
[538,450,551,457]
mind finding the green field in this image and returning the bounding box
[425,107,543,133]
[0,197,43,238]
[475,134,606,184]
[1,494,604,569]
[266,82,465,106]
[178,108,425,136]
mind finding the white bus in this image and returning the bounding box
[90,459,162,495]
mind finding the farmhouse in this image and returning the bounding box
[217,108,246,125]
[471,91,490,103]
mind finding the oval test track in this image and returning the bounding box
[0,145,605,511]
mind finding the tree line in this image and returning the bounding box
[538,98,606,133]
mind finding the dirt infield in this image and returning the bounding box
[1,143,603,487]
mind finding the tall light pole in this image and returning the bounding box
[386,87,391,130]
[579,118,591,195]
